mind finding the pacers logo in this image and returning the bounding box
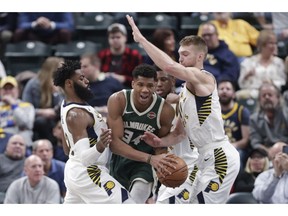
[104,181,115,196]
[210,182,219,191]
[177,189,189,200]
[204,181,219,192]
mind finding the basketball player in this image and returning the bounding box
[127,15,240,204]
[106,63,176,204]
[53,59,135,204]
[151,66,199,204]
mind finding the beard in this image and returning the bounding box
[219,96,233,106]
[261,101,276,112]
[73,81,94,102]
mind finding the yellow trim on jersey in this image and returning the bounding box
[221,103,238,120]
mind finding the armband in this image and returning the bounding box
[74,138,102,167]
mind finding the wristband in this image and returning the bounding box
[147,154,152,164]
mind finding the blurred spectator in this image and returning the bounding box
[4,154,61,203]
[218,78,251,168]
[198,12,259,62]
[22,57,64,143]
[144,28,178,65]
[252,143,288,203]
[0,76,35,147]
[98,23,143,89]
[0,134,26,203]
[199,22,240,86]
[233,148,269,193]
[13,12,74,45]
[32,139,66,198]
[254,12,288,43]
[249,83,288,159]
[144,28,183,91]
[237,29,286,100]
[80,53,124,118]
[51,119,68,163]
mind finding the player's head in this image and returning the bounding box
[53,59,93,101]
[178,35,207,67]
[154,65,175,99]
[131,64,157,106]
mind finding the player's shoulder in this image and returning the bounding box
[109,89,126,102]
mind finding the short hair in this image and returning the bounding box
[81,53,101,67]
[132,63,157,80]
[32,139,53,152]
[217,77,237,91]
[199,21,219,35]
[179,35,208,57]
[53,59,81,88]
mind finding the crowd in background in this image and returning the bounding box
[0,12,288,204]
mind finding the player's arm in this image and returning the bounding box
[66,108,110,166]
[142,117,187,148]
[158,101,175,138]
[126,14,214,96]
[154,101,175,154]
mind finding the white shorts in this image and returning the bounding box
[63,159,135,204]
[190,142,240,204]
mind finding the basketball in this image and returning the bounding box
[156,154,188,188]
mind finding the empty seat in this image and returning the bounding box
[75,13,115,47]
[226,192,259,204]
[137,14,178,41]
[54,41,102,61]
[180,14,212,37]
[4,41,52,76]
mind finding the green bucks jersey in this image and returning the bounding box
[110,89,165,190]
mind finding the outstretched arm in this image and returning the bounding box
[141,118,186,148]
[126,14,214,96]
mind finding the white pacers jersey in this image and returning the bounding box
[178,83,228,152]
[60,101,134,204]
[178,84,240,204]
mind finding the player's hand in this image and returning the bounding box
[97,128,112,152]
[141,131,162,147]
[150,153,177,178]
[126,14,145,43]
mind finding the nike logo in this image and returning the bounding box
[125,111,134,114]
[204,157,210,161]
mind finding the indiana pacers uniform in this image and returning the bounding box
[178,83,240,204]
[156,136,199,204]
[110,89,164,191]
[222,102,250,168]
[61,101,134,203]
[156,103,199,204]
